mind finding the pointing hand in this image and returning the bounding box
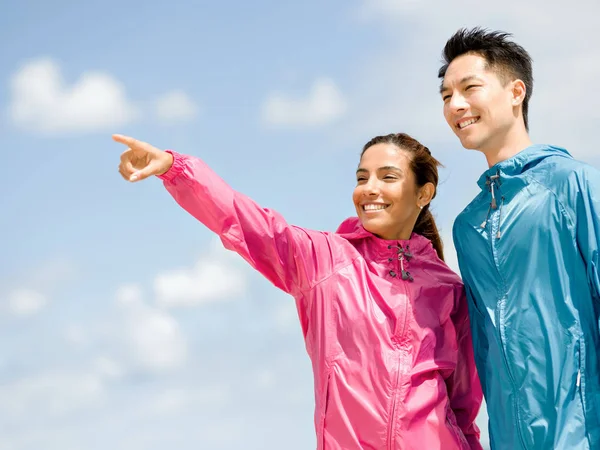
[114,134,174,182]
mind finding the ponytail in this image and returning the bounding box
[414,205,444,261]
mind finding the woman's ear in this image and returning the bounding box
[417,182,435,208]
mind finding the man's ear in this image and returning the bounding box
[512,79,526,106]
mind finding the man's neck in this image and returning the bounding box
[482,126,533,168]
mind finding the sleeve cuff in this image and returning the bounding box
[157,150,185,182]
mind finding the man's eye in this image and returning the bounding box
[384,175,397,180]
[442,95,451,102]
[465,85,479,90]
[356,177,367,182]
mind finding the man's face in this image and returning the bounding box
[441,53,517,153]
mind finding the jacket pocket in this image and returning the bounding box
[318,371,332,450]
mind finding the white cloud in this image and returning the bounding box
[155,90,199,123]
[128,307,187,371]
[7,58,138,134]
[7,288,47,316]
[113,243,247,373]
[117,284,188,372]
[262,78,348,128]
[154,244,247,308]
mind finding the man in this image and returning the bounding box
[439,27,600,449]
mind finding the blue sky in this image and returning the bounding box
[1,1,599,449]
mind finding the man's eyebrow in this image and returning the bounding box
[440,75,482,94]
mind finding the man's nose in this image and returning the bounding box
[448,92,468,112]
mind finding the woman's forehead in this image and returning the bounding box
[360,143,411,167]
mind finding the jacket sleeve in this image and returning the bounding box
[573,166,600,302]
[447,284,484,450]
[158,151,345,300]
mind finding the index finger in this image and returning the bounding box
[112,134,151,151]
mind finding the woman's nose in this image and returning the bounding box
[364,179,380,196]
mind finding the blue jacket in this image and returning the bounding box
[453,145,600,449]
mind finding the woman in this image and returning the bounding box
[115,132,483,449]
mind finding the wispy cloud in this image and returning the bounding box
[7,288,47,316]
[155,90,199,124]
[262,78,348,128]
[116,284,188,372]
[154,241,247,308]
[6,59,201,135]
[7,58,139,134]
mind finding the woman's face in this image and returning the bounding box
[353,143,424,240]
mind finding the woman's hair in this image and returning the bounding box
[361,133,444,261]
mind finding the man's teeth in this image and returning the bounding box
[363,204,388,211]
[459,118,478,129]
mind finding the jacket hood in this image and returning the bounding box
[477,144,572,190]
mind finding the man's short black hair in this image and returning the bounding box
[439,27,534,131]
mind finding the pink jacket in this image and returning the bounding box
[159,152,483,450]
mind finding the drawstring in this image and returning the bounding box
[480,202,493,229]
[399,244,414,282]
[496,196,505,239]
[480,172,504,239]
[387,244,414,282]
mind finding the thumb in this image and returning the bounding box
[130,160,163,182]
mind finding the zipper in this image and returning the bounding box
[576,339,588,424]
[386,255,411,450]
[386,345,405,450]
[490,200,528,450]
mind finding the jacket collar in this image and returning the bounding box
[335,217,434,258]
[476,144,572,190]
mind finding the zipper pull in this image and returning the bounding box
[576,370,581,387]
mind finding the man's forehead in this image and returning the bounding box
[446,54,488,76]
[441,56,490,90]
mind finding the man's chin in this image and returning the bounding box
[457,135,482,151]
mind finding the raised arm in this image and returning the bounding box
[114,134,349,300]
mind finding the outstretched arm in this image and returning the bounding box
[114,134,347,300]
